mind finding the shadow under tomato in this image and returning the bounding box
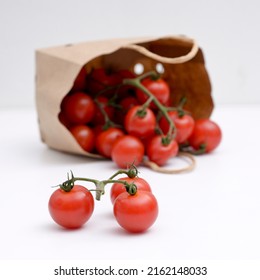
[38,222,93,233]
[105,225,155,237]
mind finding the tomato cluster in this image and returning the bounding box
[49,167,158,233]
[58,67,222,169]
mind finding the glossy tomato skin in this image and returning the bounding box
[110,177,152,204]
[69,125,95,152]
[113,191,158,233]
[188,119,222,153]
[96,127,124,158]
[111,135,145,168]
[61,92,95,125]
[124,105,156,138]
[159,111,195,144]
[147,135,179,166]
[136,78,170,109]
[48,185,94,229]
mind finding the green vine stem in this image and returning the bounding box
[165,96,194,119]
[56,168,138,201]
[122,71,177,143]
[109,165,139,179]
[93,98,120,130]
[179,143,207,156]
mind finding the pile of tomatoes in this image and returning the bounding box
[49,167,158,233]
[58,67,222,168]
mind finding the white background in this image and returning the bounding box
[0,0,260,273]
[0,0,260,108]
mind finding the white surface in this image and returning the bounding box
[0,105,260,260]
[0,0,260,108]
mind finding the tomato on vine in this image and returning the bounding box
[159,110,195,143]
[124,105,156,138]
[92,96,115,126]
[146,135,179,166]
[110,177,152,204]
[136,77,170,109]
[49,185,94,229]
[113,190,158,233]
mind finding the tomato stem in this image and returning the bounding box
[94,97,121,130]
[58,166,139,200]
[109,165,138,179]
[179,143,207,155]
[123,72,177,142]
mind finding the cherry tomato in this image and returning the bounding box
[96,127,125,158]
[69,125,95,152]
[117,69,136,96]
[136,77,170,109]
[86,68,121,95]
[114,96,140,125]
[146,135,179,166]
[111,135,145,168]
[188,119,222,153]
[113,191,158,233]
[124,105,156,138]
[119,96,140,113]
[117,69,136,80]
[48,185,94,229]
[92,96,115,125]
[71,67,87,91]
[61,92,95,125]
[159,111,195,143]
[58,111,71,128]
[110,177,152,204]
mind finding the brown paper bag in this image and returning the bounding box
[35,35,213,157]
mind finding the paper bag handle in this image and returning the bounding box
[123,37,199,64]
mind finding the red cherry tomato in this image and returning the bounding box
[113,191,158,233]
[119,96,140,113]
[111,135,145,168]
[92,96,115,125]
[69,125,95,152]
[96,127,125,158]
[71,67,87,91]
[136,77,170,109]
[124,105,156,138]
[188,119,222,153]
[114,96,140,126]
[61,92,95,125]
[159,111,195,143]
[48,185,94,229]
[117,69,136,96]
[110,177,152,204]
[147,135,179,166]
[86,68,121,95]
[117,69,136,80]
[58,111,71,128]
